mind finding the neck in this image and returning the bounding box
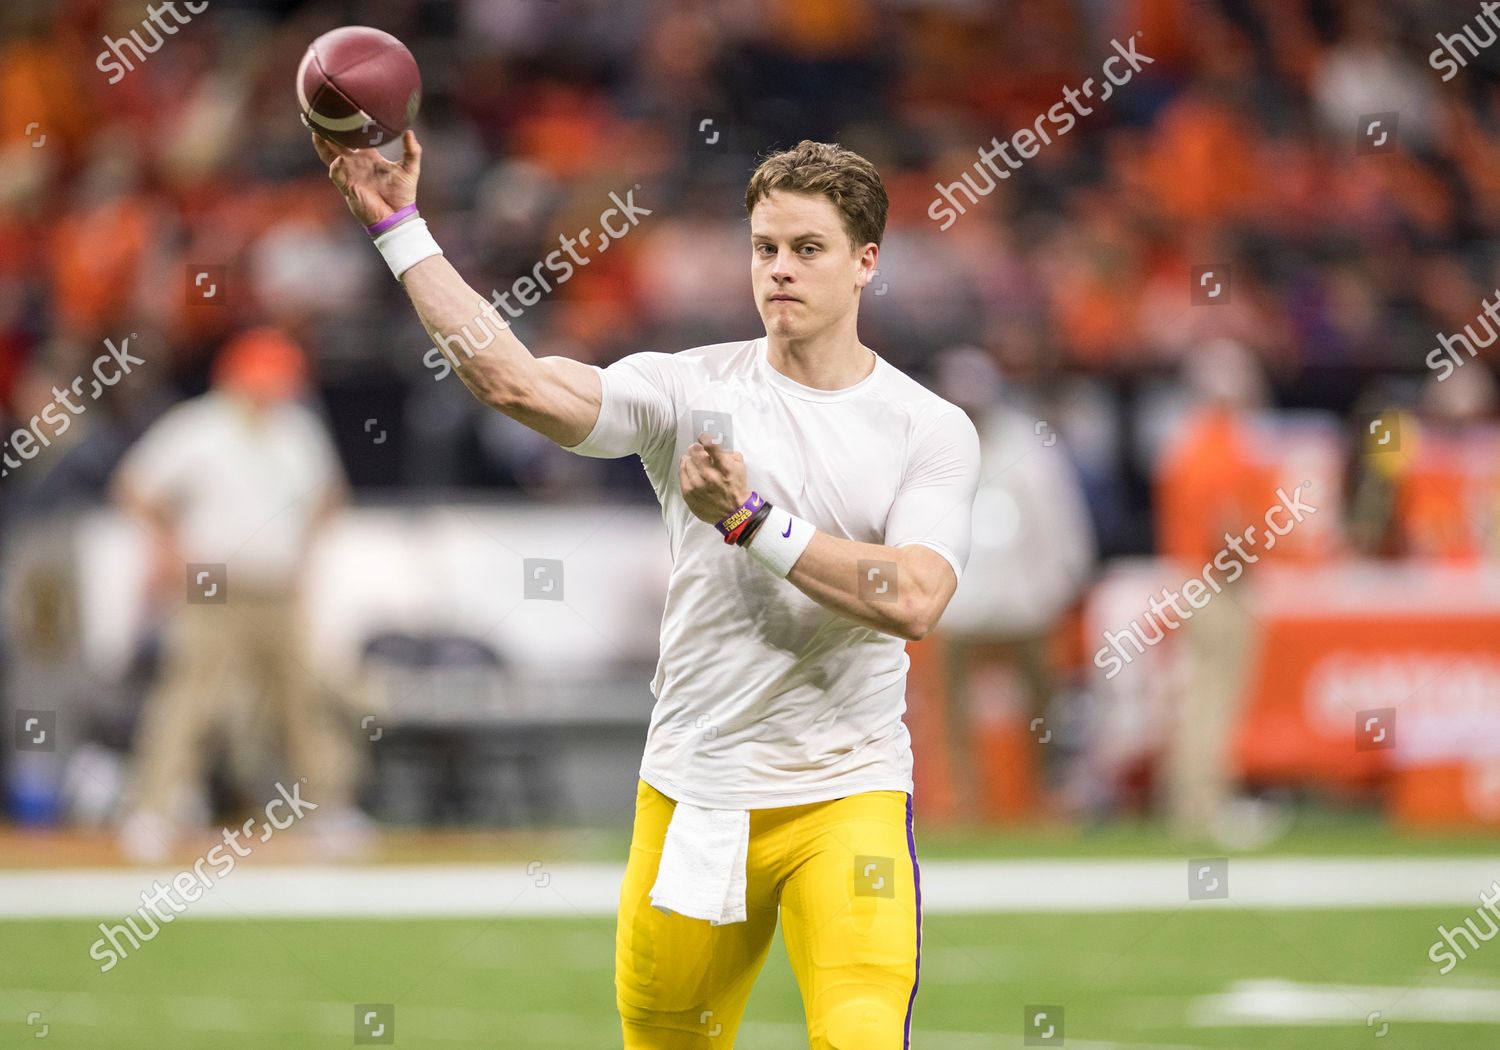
[765,315,874,390]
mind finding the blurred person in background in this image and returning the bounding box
[933,346,1096,822]
[1154,338,1269,840]
[110,327,365,861]
[1349,364,1500,562]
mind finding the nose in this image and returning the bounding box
[769,248,794,282]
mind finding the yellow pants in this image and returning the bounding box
[616,778,922,1049]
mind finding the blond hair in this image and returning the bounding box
[744,140,889,251]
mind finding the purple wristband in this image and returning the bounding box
[367,204,418,237]
[717,491,764,540]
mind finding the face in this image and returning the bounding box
[750,190,878,342]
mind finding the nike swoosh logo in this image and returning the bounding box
[782,519,792,538]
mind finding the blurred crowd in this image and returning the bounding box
[0,0,1495,550]
[3,0,1500,838]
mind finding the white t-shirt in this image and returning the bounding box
[116,393,344,587]
[561,336,981,808]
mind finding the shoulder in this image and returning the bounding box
[273,400,333,437]
[875,360,978,445]
[121,395,223,478]
[605,338,760,385]
[649,338,758,372]
[140,394,222,441]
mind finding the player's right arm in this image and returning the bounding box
[311,130,601,449]
[397,257,601,447]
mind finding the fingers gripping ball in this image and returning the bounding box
[297,26,421,149]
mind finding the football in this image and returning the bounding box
[296,26,421,150]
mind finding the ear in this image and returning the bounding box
[855,242,879,289]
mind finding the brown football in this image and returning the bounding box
[297,26,421,150]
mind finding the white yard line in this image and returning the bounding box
[0,858,1496,919]
[1190,978,1500,1026]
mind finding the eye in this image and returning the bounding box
[755,244,775,256]
[799,245,819,255]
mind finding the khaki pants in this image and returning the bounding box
[1162,585,1256,838]
[128,587,357,822]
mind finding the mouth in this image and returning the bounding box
[768,295,801,304]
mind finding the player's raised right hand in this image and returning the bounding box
[311,129,421,228]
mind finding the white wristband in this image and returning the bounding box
[373,217,443,280]
[745,505,815,579]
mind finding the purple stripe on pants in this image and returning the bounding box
[903,793,922,1049]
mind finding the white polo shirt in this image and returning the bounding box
[116,393,344,589]
[562,336,981,808]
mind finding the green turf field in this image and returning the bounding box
[3,907,1498,1048]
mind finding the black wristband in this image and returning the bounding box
[736,499,774,547]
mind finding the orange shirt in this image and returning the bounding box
[1393,426,1500,563]
[1157,407,1269,567]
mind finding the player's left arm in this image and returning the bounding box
[783,533,959,641]
[680,407,980,641]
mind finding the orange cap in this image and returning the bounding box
[212,327,309,400]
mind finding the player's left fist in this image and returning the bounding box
[679,433,750,526]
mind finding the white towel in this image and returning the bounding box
[648,801,750,925]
